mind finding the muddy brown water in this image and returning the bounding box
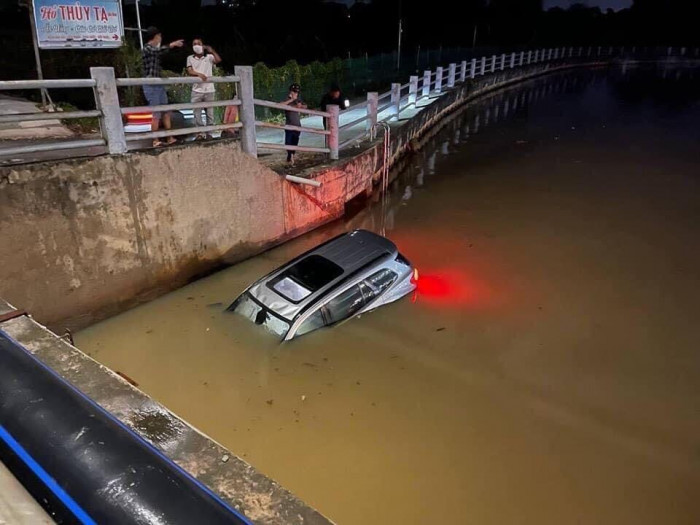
[77,65,700,524]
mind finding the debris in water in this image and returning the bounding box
[266,399,274,406]
[203,381,209,386]
[302,362,317,369]
[206,302,223,308]
[221,455,230,463]
[356,381,361,386]
[146,329,153,334]
[436,327,446,332]
[186,296,195,301]
[301,395,306,402]
[206,328,210,332]
[115,371,138,387]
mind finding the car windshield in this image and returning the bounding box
[231,293,290,339]
[270,255,344,303]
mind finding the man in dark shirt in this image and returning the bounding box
[141,26,183,146]
[320,84,347,130]
[280,83,307,165]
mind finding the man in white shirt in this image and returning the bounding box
[186,38,222,139]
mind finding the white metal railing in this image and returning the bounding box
[1,46,696,163]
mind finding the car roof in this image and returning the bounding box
[247,230,398,321]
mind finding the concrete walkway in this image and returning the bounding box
[0,95,74,140]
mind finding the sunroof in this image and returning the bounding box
[269,255,344,302]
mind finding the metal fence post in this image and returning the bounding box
[391,82,401,117]
[519,51,525,66]
[447,63,456,88]
[90,67,126,155]
[423,70,431,97]
[460,60,467,82]
[234,65,257,158]
[328,104,339,160]
[366,92,378,132]
[470,58,477,78]
[409,75,418,105]
[435,67,443,93]
[490,55,496,73]
[510,52,516,68]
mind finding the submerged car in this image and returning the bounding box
[227,230,417,340]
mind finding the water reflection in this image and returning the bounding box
[78,64,700,525]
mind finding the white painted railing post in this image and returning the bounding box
[510,52,516,68]
[435,67,443,93]
[391,82,401,118]
[597,46,601,56]
[667,46,672,56]
[491,55,497,73]
[499,53,505,70]
[366,92,378,132]
[480,56,486,75]
[533,50,538,63]
[90,67,126,155]
[519,51,525,66]
[328,104,339,160]
[527,50,532,64]
[460,60,467,82]
[423,70,431,97]
[409,75,418,105]
[470,58,477,78]
[448,63,456,87]
[578,46,583,56]
[234,65,257,158]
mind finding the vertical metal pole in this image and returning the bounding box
[470,58,476,78]
[434,67,443,93]
[500,53,506,70]
[90,67,127,155]
[234,65,257,158]
[490,55,496,73]
[423,70,431,97]
[328,105,339,160]
[366,92,378,131]
[460,60,467,82]
[396,18,402,70]
[510,52,516,68]
[135,0,144,49]
[27,2,48,107]
[391,83,401,118]
[447,63,456,87]
[480,56,486,75]
[519,51,525,66]
[409,75,418,105]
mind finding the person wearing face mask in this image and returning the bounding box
[186,38,222,140]
[141,26,184,147]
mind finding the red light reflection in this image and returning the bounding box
[412,269,494,309]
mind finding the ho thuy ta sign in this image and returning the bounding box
[33,0,124,49]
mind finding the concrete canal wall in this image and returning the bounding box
[0,58,605,331]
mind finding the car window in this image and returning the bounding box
[326,285,365,324]
[366,268,398,294]
[295,309,326,337]
[231,294,290,339]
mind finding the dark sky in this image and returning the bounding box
[543,0,632,10]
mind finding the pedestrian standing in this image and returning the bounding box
[141,26,184,147]
[280,83,307,166]
[186,37,222,140]
[320,84,347,130]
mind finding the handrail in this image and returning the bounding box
[0,138,105,156]
[339,113,370,131]
[255,121,329,136]
[0,110,101,124]
[0,79,96,90]
[253,98,330,118]
[122,99,241,115]
[257,143,330,154]
[116,76,240,87]
[124,122,242,142]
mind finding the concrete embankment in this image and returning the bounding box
[0,58,606,331]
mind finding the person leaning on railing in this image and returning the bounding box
[280,83,307,166]
[186,37,222,140]
[141,26,184,147]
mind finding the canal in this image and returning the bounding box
[77,64,700,524]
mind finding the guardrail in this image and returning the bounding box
[1,45,698,163]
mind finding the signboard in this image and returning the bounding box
[33,0,124,49]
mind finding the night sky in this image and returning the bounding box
[543,0,632,10]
